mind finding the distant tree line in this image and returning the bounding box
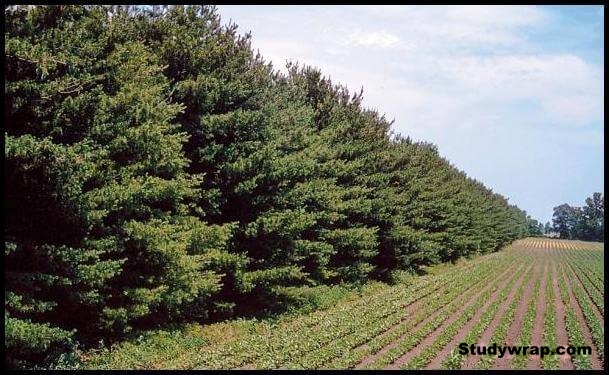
[4,5,536,368]
[524,216,545,237]
[552,193,604,242]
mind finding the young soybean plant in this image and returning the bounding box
[558,266,592,370]
[512,270,542,369]
[326,255,507,369]
[540,266,559,369]
[477,262,534,369]
[403,262,527,369]
[563,264,604,366]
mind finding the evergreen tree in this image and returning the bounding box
[4,5,536,368]
[5,6,236,366]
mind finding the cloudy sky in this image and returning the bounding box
[217,5,604,224]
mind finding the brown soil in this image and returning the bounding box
[354,262,520,369]
[526,261,549,369]
[551,263,575,370]
[425,263,530,369]
[385,262,527,369]
[560,265,603,369]
[490,263,539,369]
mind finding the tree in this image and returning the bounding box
[582,192,604,242]
[5,6,237,366]
[4,5,535,368]
[544,221,552,235]
[526,215,542,236]
[552,193,604,242]
[552,204,581,239]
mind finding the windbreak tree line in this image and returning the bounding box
[4,5,533,368]
[552,193,604,242]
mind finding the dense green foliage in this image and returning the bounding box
[5,5,534,368]
[80,239,604,370]
[552,193,604,242]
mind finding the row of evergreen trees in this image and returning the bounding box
[5,5,534,368]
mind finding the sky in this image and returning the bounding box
[216,5,604,224]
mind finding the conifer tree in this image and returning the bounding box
[5,6,236,366]
[4,5,535,368]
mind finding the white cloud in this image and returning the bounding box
[340,29,412,50]
[443,5,546,27]
[426,54,604,127]
[225,6,598,132]
[345,5,546,49]
[217,5,604,221]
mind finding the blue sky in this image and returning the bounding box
[217,5,604,224]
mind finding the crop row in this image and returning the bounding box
[563,264,604,367]
[559,249,603,287]
[323,257,522,369]
[193,269,452,368]
[557,265,592,370]
[355,258,521,369]
[194,252,514,369]
[540,265,559,369]
[511,264,542,370]
[476,262,535,369]
[401,262,530,369]
[308,271,486,368]
[363,261,525,369]
[264,254,514,369]
[443,261,534,369]
[565,261,604,316]
[570,255,603,284]
[565,254,603,295]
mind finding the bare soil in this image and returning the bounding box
[560,265,603,369]
[490,263,539,369]
[355,262,520,369]
[551,263,575,370]
[386,263,527,369]
[526,261,549,369]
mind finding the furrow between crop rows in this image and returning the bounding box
[557,265,599,369]
[323,259,521,369]
[386,261,527,369]
[400,261,531,369]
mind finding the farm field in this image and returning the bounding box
[81,238,604,370]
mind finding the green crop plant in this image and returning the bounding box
[475,262,534,369]
[512,267,542,370]
[563,266,604,367]
[558,266,592,370]
[540,267,559,369]
[363,261,525,369]
[403,262,530,369]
